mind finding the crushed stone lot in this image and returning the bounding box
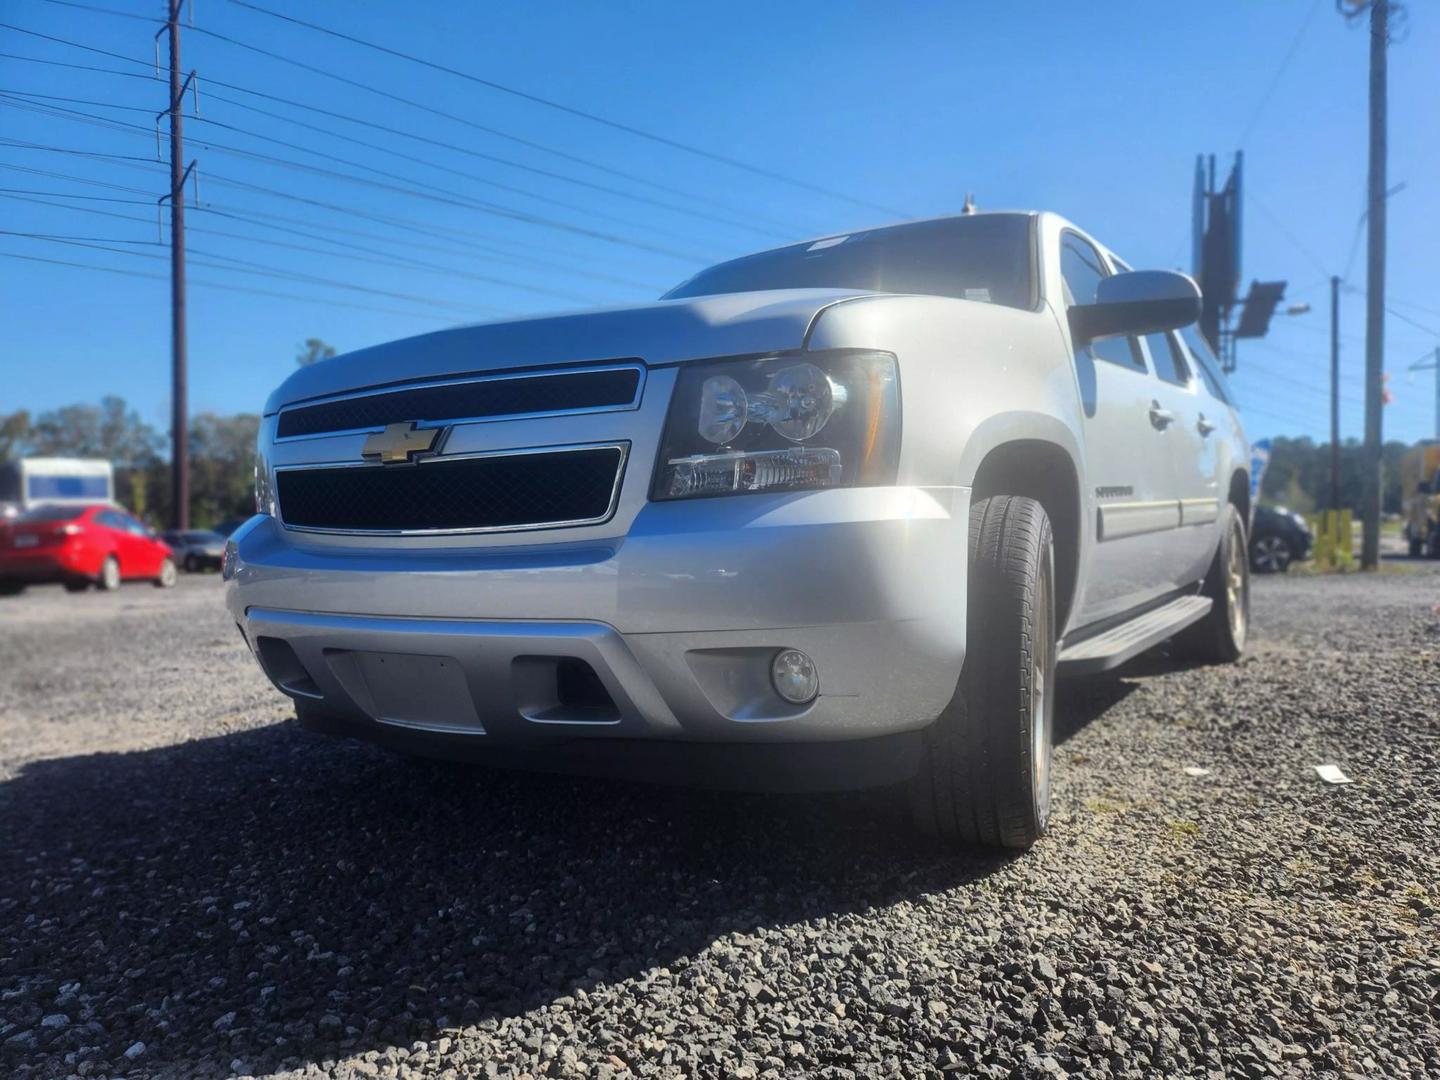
[1,566,1437,1079]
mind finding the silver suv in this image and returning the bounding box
[227,211,1249,849]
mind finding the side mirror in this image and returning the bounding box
[1069,269,1202,345]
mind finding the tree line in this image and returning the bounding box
[0,397,259,530]
[1260,436,1416,515]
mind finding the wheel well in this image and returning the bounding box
[1229,470,1250,523]
[970,440,1081,632]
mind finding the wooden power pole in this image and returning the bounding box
[1330,275,1341,511]
[1360,0,1388,569]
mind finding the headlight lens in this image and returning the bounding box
[653,350,899,500]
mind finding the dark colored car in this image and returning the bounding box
[1249,504,1313,573]
[0,504,178,594]
[160,529,228,572]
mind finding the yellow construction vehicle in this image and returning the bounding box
[1401,441,1440,558]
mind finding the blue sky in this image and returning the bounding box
[2,0,1437,444]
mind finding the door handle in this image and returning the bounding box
[1196,414,1217,437]
[1148,401,1175,429]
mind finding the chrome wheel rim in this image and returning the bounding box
[1253,535,1289,572]
[160,560,176,587]
[1226,522,1247,645]
[102,559,119,590]
[1032,566,1054,829]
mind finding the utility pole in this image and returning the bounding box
[1359,0,1388,570]
[163,0,190,530]
[1330,275,1342,511]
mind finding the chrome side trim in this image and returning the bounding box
[1097,499,1181,541]
[1179,497,1221,526]
[274,362,646,443]
[274,441,630,537]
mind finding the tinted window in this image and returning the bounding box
[664,214,1035,310]
[1059,233,1140,370]
[97,510,127,530]
[1146,332,1191,387]
[185,531,221,543]
[18,505,86,523]
[1177,324,1234,404]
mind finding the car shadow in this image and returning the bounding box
[1,670,1146,1077]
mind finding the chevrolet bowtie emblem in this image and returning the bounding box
[361,422,443,464]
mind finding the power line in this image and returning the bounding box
[0,247,458,322]
[1237,0,1325,147]
[1,22,826,233]
[0,55,806,239]
[0,100,719,263]
[2,190,620,303]
[0,90,726,251]
[0,157,672,288]
[1,230,514,316]
[228,0,908,217]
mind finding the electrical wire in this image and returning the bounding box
[226,0,908,217]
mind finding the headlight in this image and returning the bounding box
[254,447,275,516]
[653,350,899,500]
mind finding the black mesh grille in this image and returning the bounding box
[276,446,625,532]
[277,367,641,439]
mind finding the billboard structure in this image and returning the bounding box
[1192,152,1287,372]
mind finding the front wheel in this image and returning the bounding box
[910,495,1056,851]
[1176,503,1249,664]
[154,557,177,588]
[1250,533,1292,573]
[0,579,25,596]
[98,556,121,592]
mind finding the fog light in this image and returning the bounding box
[771,648,819,704]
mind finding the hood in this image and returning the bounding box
[264,289,871,413]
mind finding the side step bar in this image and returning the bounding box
[1057,595,1212,676]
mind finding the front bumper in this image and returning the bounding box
[227,485,969,768]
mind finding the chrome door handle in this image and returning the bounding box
[1196,414,1217,436]
[1148,401,1175,429]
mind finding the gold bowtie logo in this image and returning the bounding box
[361,422,443,464]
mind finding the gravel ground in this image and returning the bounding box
[1,565,1437,1079]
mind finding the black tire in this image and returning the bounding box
[1250,533,1292,574]
[98,555,121,592]
[1175,503,1249,664]
[63,579,90,593]
[0,579,25,596]
[910,495,1056,851]
[183,554,197,573]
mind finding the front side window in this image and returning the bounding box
[1059,234,1141,370]
[664,214,1036,311]
[1177,324,1235,405]
[1146,332,1191,387]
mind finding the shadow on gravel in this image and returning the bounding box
[1,677,1134,1077]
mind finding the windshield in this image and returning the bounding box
[663,214,1035,310]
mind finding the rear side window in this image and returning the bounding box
[1146,332,1191,387]
[97,510,127,530]
[1177,324,1235,405]
[1059,234,1142,371]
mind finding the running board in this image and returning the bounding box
[1057,596,1212,675]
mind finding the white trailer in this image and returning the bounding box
[0,457,115,518]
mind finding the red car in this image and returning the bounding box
[0,504,178,594]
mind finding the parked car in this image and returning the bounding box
[1249,505,1313,573]
[213,516,249,538]
[160,529,228,572]
[228,210,1250,850]
[0,504,177,594]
